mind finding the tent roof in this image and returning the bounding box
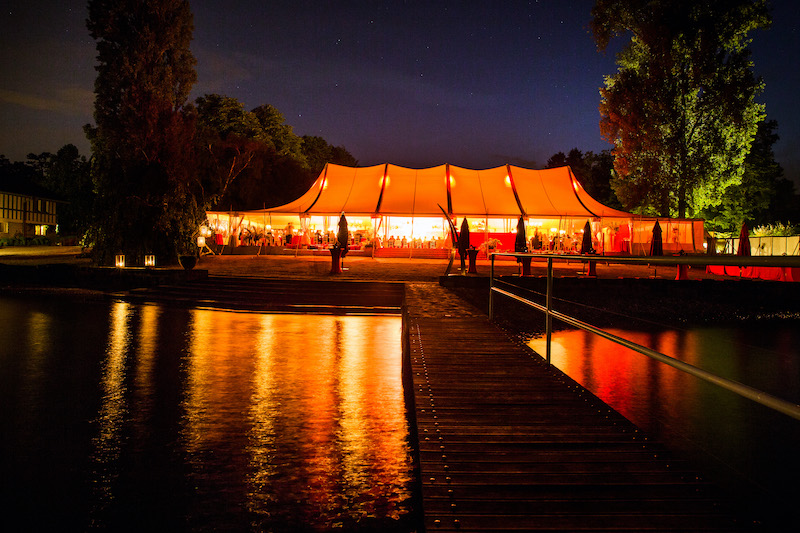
[252,163,633,219]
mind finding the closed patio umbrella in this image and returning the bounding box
[458,217,470,272]
[649,221,663,256]
[515,216,528,253]
[337,214,349,257]
[736,222,751,256]
[580,220,594,254]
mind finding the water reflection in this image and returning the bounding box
[91,301,132,524]
[181,310,412,530]
[1,295,413,531]
[529,325,800,524]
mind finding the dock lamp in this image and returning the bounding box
[144,254,156,267]
[115,254,125,268]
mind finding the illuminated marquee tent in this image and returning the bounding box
[207,163,705,255]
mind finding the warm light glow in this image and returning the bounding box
[504,175,512,187]
[550,227,557,233]
[447,175,455,188]
[380,175,390,188]
[197,236,206,247]
[180,310,410,526]
[115,254,125,268]
[144,255,156,267]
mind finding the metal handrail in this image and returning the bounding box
[488,252,800,421]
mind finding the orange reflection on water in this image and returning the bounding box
[181,310,411,528]
[530,328,701,430]
[91,301,132,519]
[132,304,159,430]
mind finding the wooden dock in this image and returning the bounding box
[403,282,755,532]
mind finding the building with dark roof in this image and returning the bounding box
[0,175,59,242]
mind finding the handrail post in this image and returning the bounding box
[546,256,553,365]
[489,253,495,320]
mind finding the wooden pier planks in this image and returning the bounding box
[404,283,751,532]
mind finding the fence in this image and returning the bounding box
[721,234,800,256]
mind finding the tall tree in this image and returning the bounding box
[85,0,199,264]
[592,0,770,218]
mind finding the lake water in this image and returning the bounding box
[528,323,800,526]
[0,295,416,532]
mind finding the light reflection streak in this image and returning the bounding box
[19,310,51,440]
[247,314,278,512]
[132,304,159,432]
[90,301,132,524]
[181,309,411,529]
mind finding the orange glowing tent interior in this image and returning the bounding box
[253,163,633,218]
[207,163,706,255]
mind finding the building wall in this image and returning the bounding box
[0,191,58,238]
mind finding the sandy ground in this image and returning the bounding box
[0,245,731,282]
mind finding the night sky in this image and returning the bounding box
[1,0,798,184]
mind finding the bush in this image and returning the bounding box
[752,222,797,237]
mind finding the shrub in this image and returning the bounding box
[752,222,797,237]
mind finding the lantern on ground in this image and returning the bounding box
[115,254,125,268]
[144,255,156,267]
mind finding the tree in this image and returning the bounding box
[546,148,621,209]
[86,0,200,264]
[252,104,306,165]
[701,119,794,232]
[592,0,770,218]
[301,135,358,175]
[28,145,93,236]
[193,94,271,208]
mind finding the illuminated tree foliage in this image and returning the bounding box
[701,119,795,232]
[591,0,770,218]
[86,0,200,264]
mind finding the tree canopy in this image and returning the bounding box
[546,148,622,210]
[701,119,799,232]
[192,94,358,211]
[592,0,770,218]
[86,0,201,264]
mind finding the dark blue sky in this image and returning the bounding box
[1,1,798,184]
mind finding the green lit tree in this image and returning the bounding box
[591,0,770,218]
[85,0,200,265]
[702,119,791,232]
